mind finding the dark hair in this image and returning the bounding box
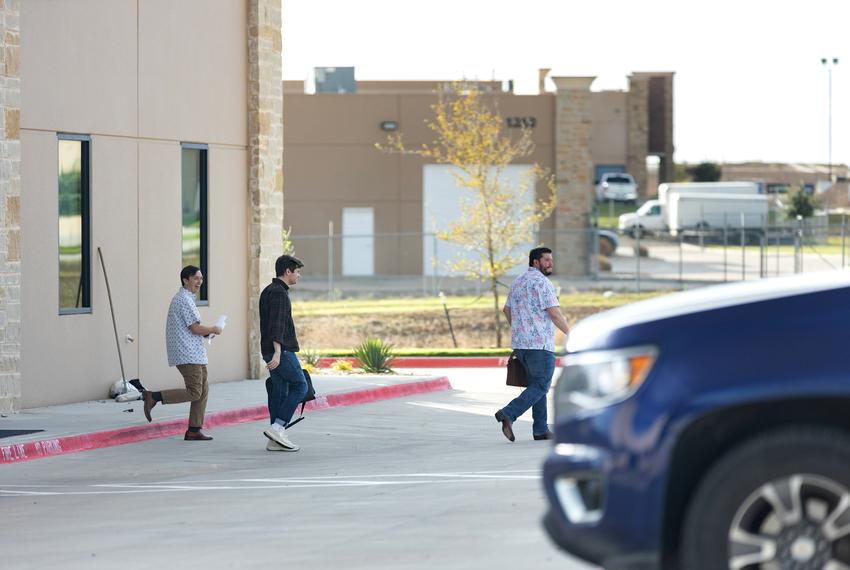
[275,254,304,277]
[180,265,201,284]
[528,247,552,266]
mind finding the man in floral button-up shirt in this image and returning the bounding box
[495,247,570,442]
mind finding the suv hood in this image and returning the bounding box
[567,271,850,353]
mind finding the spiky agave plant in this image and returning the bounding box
[353,337,396,374]
[300,348,321,367]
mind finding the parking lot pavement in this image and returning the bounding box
[404,366,559,426]
[0,369,595,570]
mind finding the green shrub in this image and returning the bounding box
[786,186,816,219]
[687,161,722,182]
[331,359,353,372]
[354,337,396,374]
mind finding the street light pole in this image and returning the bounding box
[821,57,839,183]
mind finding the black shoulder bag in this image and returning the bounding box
[264,368,317,429]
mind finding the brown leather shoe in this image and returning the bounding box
[184,430,213,441]
[143,391,157,422]
[495,411,515,442]
[533,431,554,441]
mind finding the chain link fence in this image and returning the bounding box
[287,216,849,299]
[601,215,846,291]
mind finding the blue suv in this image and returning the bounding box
[542,272,850,570]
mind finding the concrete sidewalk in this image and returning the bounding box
[0,373,451,464]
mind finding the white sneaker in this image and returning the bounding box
[266,439,298,452]
[263,424,300,451]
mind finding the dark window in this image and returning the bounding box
[58,134,91,314]
[181,144,209,302]
[594,164,626,184]
[766,183,790,194]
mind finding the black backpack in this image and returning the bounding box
[264,368,316,429]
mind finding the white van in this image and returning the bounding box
[657,181,760,203]
[619,182,767,237]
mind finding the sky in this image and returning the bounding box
[281,0,848,168]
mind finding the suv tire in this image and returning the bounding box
[680,427,850,570]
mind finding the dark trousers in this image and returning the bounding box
[264,351,308,426]
[500,349,556,435]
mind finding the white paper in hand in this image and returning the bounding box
[208,314,228,345]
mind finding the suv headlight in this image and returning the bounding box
[555,346,657,417]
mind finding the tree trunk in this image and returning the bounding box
[491,276,502,348]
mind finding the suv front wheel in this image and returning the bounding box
[680,427,850,570]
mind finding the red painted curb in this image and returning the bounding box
[0,376,451,465]
[318,356,563,368]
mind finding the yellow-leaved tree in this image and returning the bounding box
[378,82,556,347]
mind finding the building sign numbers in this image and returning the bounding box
[505,116,537,129]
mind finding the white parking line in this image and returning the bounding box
[0,469,540,497]
[406,401,535,421]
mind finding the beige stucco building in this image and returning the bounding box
[0,0,284,411]
[281,70,675,278]
[719,162,850,208]
[0,1,672,410]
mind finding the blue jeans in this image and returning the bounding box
[264,351,308,426]
[500,349,556,436]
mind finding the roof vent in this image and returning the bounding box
[314,67,356,93]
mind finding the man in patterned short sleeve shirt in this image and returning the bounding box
[495,247,570,442]
[142,265,223,441]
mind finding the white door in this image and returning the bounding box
[422,164,536,276]
[342,207,374,276]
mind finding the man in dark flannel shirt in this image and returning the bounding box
[259,254,308,452]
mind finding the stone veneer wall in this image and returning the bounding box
[551,77,594,277]
[0,0,21,414]
[247,0,283,379]
[626,74,649,199]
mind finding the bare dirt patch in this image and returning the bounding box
[297,305,610,350]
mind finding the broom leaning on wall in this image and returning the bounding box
[97,247,145,402]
